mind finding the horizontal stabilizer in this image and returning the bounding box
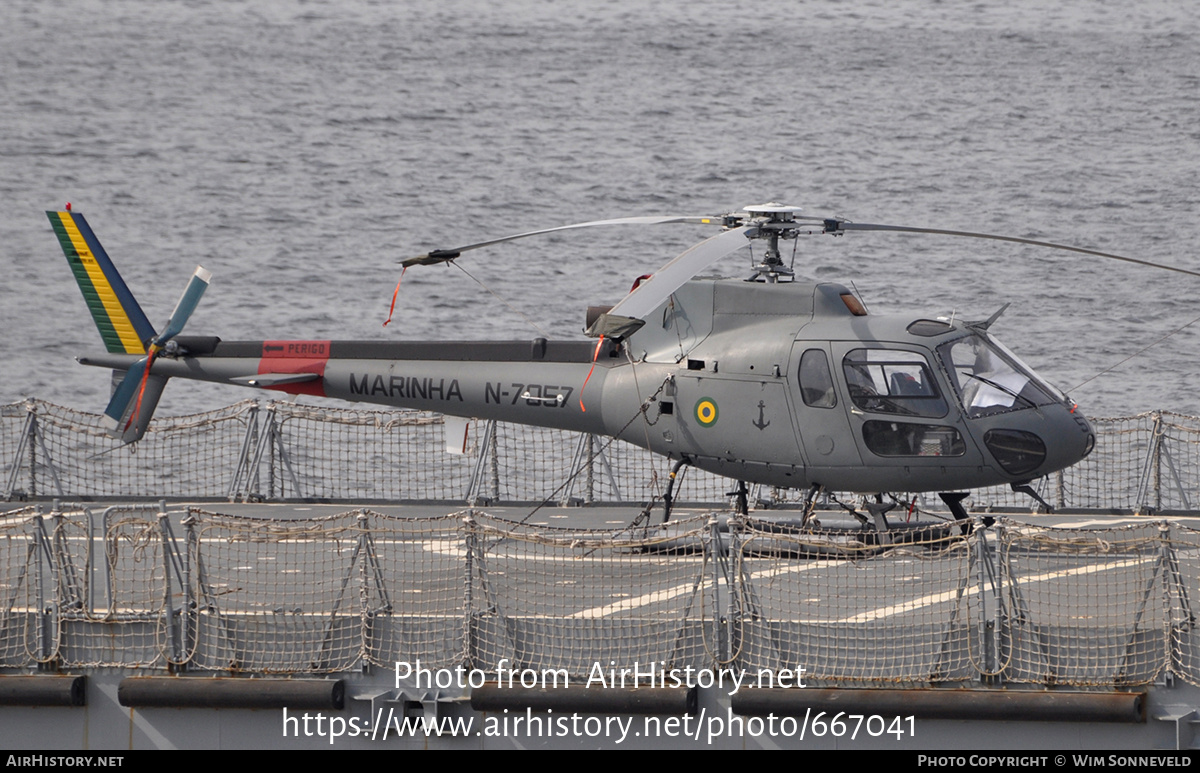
[229,373,321,388]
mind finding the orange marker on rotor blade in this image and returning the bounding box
[382,266,408,327]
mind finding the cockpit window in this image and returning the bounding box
[799,349,837,408]
[938,334,1057,418]
[842,348,948,418]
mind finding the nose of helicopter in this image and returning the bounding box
[1047,406,1096,471]
[979,403,1095,481]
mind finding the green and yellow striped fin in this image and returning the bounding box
[47,210,155,354]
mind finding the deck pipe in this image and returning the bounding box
[471,684,696,715]
[733,688,1146,723]
[0,675,86,706]
[118,677,344,709]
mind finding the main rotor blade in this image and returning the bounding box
[157,266,212,343]
[402,215,717,267]
[607,225,752,320]
[834,222,1200,279]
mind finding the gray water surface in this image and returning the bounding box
[1,0,1197,418]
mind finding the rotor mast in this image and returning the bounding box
[734,203,805,283]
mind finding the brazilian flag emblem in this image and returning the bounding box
[695,397,719,427]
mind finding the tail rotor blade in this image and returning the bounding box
[101,357,149,431]
[157,266,212,344]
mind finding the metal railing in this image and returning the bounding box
[1,504,1197,688]
[3,399,1199,511]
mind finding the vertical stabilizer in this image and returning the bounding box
[47,210,155,354]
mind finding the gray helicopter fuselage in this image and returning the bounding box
[618,278,1093,492]
[80,277,1094,495]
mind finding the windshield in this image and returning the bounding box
[938,334,1059,418]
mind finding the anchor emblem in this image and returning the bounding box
[752,400,771,431]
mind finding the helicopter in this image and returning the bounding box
[46,203,1200,523]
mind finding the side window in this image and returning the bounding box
[798,349,836,408]
[842,348,948,418]
[862,421,965,457]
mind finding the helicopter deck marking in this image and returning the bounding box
[837,555,1154,624]
[569,558,854,620]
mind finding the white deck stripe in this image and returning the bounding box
[837,555,1155,624]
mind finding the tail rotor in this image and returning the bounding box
[101,266,211,442]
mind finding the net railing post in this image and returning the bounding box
[226,402,260,501]
[1159,427,1192,512]
[243,405,278,501]
[50,505,84,616]
[559,434,589,506]
[465,421,495,505]
[711,516,735,667]
[31,513,57,665]
[271,419,305,500]
[358,512,368,673]
[159,509,178,666]
[1164,522,1194,683]
[1155,412,1164,512]
[100,507,116,615]
[586,434,595,504]
[158,504,191,669]
[595,439,623,502]
[973,525,1004,682]
[313,511,369,671]
[932,523,979,681]
[559,434,583,506]
[462,512,477,668]
[85,507,97,617]
[708,516,726,668]
[184,510,199,668]
[267,410,276,498]
[28,416,66,500]
[32,512,46,662]
[181,511,196,668]
[974,528,988,680]
[727,515,744,668]
[1055,470,1065,511]
[1136,413,1163,514]
[990,530,1005,681]
[356,511,392,671]
[1157,521,1175,684]
[489,422,500,502]
[4,403,35,500]
[28,412,37,499]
